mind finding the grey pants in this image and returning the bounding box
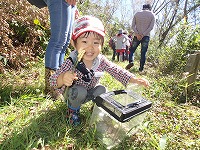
[66,85,106,109]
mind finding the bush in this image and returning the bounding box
[157,25,199,75]
[0,0,49,73]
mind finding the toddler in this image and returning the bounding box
[50,16,150,126]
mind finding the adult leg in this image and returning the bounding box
[139,36,150,71]
[122,51,125,62]
[129,36,140,63]
[126,36,140,69]
[112,47,116,61]
[125,45,129,60]
[116,50,119,61]
[59,5,76,67]
[45,0,73,70]
[44,0,74,98]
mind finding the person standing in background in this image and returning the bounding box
[126,4,155,72]
[43,0,78,99]
[122,30,130,61]
[113,29,129,62]
[128,31,133,46]
[108,35,116,61]
[127,31,133,60]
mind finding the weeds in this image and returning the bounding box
[0,59,199,150]
[0,1,199,149]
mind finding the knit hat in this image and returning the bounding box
[72,15,105,40]
[142,4,151,10]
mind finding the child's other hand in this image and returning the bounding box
[130,77,150,88]
[62,71,78,86]
[136,78,150,87]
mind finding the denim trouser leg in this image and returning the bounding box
[140,36,150,69]
[44,0,76,70]
[129,36,140,63]
[59,16,74,67]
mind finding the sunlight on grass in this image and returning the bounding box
[0,57,199,150]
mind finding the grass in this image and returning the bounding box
[0,56,199,150]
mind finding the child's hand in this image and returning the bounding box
[136,78,150,87]
[62,71,78,86]
[130,77,150,87]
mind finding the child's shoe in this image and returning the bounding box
[66,107,81,126]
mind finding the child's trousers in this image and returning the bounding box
[66,85,106,109]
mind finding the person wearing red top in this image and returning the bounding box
[112,29,130,61]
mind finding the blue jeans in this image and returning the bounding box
[43,0,76,70]
[129,36,150,70]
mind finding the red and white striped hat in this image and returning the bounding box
[72,15,105,40]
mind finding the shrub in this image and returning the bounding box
[0,0,49,73]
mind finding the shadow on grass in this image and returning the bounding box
[0,99,137,150]
[0,100,110,150]
[1,102,73,149]
[1,102,64,149]
[0,83,44,107]
[0,84,13,106]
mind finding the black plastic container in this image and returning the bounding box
[93,90,152,122]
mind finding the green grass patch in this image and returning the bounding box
[0,57,199,150]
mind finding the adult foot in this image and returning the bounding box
[125,62,134,70]
[139,67,143,72]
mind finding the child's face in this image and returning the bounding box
[75,32,103,62]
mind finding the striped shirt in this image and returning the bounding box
[132,10,155,37]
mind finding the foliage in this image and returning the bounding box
[0,0,49,73]
[152,0,200,47]
[0,0,199,149]
[151,25,199,74]
[147,24,199,103]
[0,60,199,149]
